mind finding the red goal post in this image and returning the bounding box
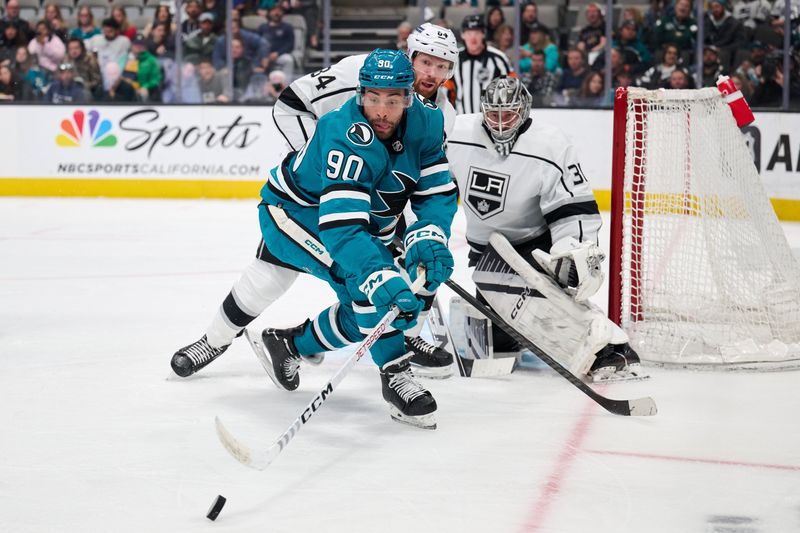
[608,86,800,370]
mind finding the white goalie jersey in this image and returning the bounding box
[273,54,456,151]
[447,113,602,264]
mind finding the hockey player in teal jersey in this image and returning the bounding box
[256,49,456,429]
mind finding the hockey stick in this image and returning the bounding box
[443,278,657,417]
[215,269,427,470]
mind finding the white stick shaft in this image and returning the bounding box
[216,268,426,470]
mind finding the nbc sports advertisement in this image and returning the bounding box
[0,105,284,198]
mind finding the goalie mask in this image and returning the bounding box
[480,76,531,156]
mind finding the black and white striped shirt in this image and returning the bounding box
[453,45,512,115]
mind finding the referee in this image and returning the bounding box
[452,14,513,114]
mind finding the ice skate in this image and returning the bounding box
[589,343,649,382]
[171,335,229,377]
[261,326,304,391]
[405,335,454,379]
[380,353,437,430]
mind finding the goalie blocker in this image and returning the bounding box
[471,233,645,381]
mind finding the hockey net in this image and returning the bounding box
[608,87,800,369]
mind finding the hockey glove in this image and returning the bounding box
[403,223,454,292]
[532,237,605,301]
[359,270,423,330]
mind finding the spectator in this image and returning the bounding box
[181,0,203,39]
[653,0,698,60]
[557,47,588,95]
[668,67,693,89]
[70,6,101,41]
[519,22,559,74]
[396,21,412,53]
[111,5,138,41]
[523,49,559,107]
[750,51,784,106]
[229,36,252,99]
[0,62,31,100]
[486,6,505,40]
[86,18,131,74]
[572,70,606,107]
[730,71,755,99]
[212,17,268,70]
[733,0,771,42]
[1,23,25,65]
[27,20,66,75]
[66,37,101,96]
[243,67,285,103]
[45,62,87,103]
[612,20,651,75]
[97,61,137,101]
[258,5,295,77]
[491,24,514,58]
[122,33,162,101]
[145,22,175,59]
[519,2,550,45]
[704,0,742,69]
[142,5,176,38]
[11,45,47,97]
[638,42,680,89]
[0,0,34,42]
[576,3,607,66]
[699,44,725,87]
[43,4,68,43]
[197,57,229,102]
[202,0,227,34]
[184,12,218,64]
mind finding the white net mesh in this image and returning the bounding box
[617,87,800,369]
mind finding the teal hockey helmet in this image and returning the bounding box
[357,49,415,107]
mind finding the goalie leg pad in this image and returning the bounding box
[473,233,619,377]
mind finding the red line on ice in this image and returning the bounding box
[583,449,800,472]
[521,396,599,532]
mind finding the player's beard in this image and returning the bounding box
[413,75,441,100]
[369,116,400,140]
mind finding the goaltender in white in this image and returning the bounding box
[447,76,645,381]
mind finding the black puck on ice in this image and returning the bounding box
[206,495,227,521]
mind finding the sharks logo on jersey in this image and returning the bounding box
[465,166,509,220]
[372,170,416,218]
[346,122,374,146]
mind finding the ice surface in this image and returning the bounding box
[1,198,799,533]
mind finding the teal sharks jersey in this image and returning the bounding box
[261,94,457,281]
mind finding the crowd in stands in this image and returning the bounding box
[0,0,311,102]
[425,0,799,108]
[0,0,797,107]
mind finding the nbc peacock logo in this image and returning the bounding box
[56,110,117,148]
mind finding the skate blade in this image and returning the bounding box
[388,406,437,430]
[591,365,651,383]
[243,329,283,388]
[410,363,454,380]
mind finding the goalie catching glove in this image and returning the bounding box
[403,222,454,292]
[359,270,423,330]
[532,237,605,301]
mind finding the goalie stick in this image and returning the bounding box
[215,269,427,471]
[443,278,657,417]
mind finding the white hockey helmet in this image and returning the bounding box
[407,23,459,79]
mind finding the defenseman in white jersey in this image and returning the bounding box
[273,26,457,149]
[447,76,644,381]
[171,24,460,379]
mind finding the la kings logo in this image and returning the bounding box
[466,167,509,220]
